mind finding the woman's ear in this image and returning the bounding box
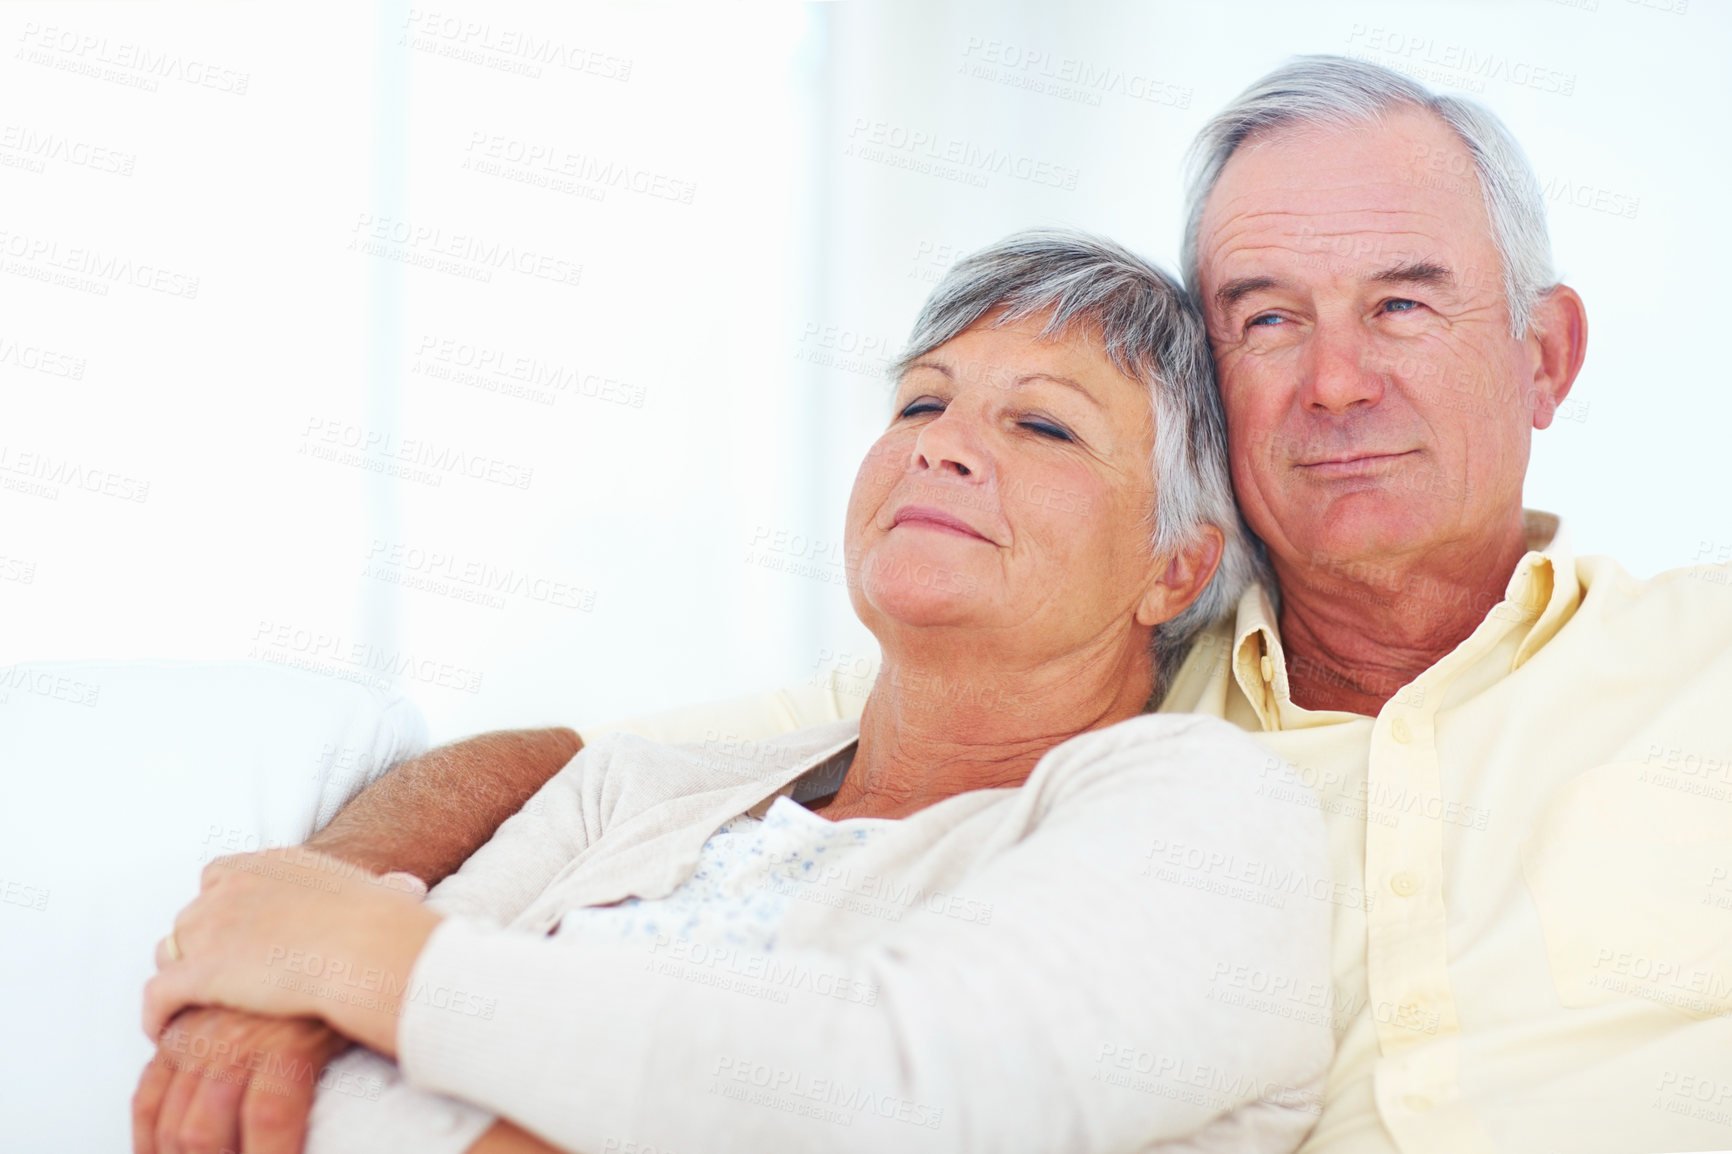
[1135,525,1224,627]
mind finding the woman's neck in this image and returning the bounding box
[817,631,1156,821]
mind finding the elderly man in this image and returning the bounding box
[137,56,1730,1154]
[1158,57,1731,1153]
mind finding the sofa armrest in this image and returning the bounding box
[0,659,428,1152]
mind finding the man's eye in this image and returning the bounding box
[1247,313,1284,328]
[1382,298,1421,314]
[899,398,944,418]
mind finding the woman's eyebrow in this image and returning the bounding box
[901,363,1102,410]
[1015,373,1103,409]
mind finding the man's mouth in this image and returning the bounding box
[1294,451,1419,478]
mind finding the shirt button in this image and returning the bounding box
[1391,717,1412,744]
[1390,871,1422,898]
[1402,1093,1434,1113]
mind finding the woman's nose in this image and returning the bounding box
[910,409,989,480]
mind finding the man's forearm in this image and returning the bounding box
[305,727,583,884]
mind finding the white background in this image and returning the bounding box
[0,0,1724,743]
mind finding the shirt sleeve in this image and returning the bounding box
[394,714,1334,1154]
[304,1048,494,1154]
[423,739,610,924]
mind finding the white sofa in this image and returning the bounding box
[0,660,428,1152]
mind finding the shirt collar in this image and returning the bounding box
[1510,510,1580,667]
[1228,509,1579,730]
[1229,583,1287,731]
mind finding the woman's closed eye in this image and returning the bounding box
[1018,415,1075,442]
[897,397,1077,443]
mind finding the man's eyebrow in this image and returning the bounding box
[1214,276,1281,312]
[1371,260,1454,288]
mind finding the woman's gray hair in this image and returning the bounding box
[893,227,1261,692]
[1181,54,1556,336]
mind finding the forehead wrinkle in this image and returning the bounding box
[1210,151,1466,197]
[1207,209,1459,279]
[1206,197,1452,240]
[1215,206,1454,241]
[1204,155,1484,244]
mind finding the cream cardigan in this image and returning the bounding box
[307,713,1333,1154]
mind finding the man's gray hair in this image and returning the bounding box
[1182,54,1557,336]
[893,227,1260,690]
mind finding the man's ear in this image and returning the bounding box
[1525,284,1588,429]
[1136,525,1225,627]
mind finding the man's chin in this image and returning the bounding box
[1276,498,1446,576]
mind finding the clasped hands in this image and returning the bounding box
[134,848,440,1154]
[146,847,439,1056]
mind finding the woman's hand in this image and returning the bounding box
[143,849,441,1057]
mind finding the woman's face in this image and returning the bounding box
[845,311,1197,669]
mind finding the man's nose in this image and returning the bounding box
[911,409,989,481]
[1301,323,1386,414]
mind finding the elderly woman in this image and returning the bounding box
[144,230,1331,1153]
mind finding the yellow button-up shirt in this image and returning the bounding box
[584,512,1732,1153]
[1157,512,1732,1152]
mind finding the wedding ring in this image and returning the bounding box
[164,929,182,963]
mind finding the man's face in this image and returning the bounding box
[1195,107,1553,575]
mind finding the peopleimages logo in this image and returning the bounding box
[709,1056,945,1130]
[957,38,1194,109]
[0,444,149,503]
[463,131,696,205]
[14,21,251,95]
[399,10,633,81]
[299,417,534,491]
[361,538,596,612]
[1343,24,1576,96]
[0,333,86,379]
[0,124,136,176]
[411,335,646,409]
[843,118,1080,190]
[249,620,485,695]
[348,213,583,288]
[0,228,199,299]
[0,665,100,707]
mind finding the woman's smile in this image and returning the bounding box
[890,505,996,543]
